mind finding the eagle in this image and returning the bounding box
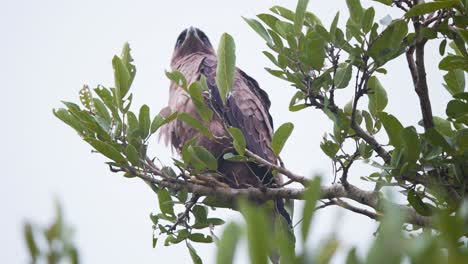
[160,27,291,224]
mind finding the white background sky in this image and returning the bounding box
[1,0,452,263]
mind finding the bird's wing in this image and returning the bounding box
[200,56,276,164]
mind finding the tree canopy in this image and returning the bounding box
[29,0,468,263]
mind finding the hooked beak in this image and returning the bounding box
[183,27,200,45]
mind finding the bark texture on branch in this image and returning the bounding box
[136,173,432,228]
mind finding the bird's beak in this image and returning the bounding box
[183,27,201,45]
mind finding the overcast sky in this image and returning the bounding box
[1,0,452,263]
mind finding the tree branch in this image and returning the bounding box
[245,149,309,186]
[134,171,432,228]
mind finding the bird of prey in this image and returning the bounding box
[160,27,291,224]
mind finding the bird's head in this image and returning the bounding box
[171,27,214,64]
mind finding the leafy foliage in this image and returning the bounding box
[50,0,468,263]
[24,203,79,264]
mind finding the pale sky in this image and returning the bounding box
[1,0,451,263]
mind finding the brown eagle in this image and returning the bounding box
[160,27,290,224]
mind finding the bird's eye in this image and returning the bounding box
[175,30,187,47]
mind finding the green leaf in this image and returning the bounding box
[157,188,175,217]
[289,91,308,112]
[216,223,242,264]
[379,112,404,148]
[178,112,214,139]
[93,98,111,124]
[243,17,272,45]
[53,108,85,134]
[401,126,420,164]
[166,70,187,90]
[207,218,225,226]
[433,116,455,137]
[139,104,150,139]
[188,82,213,123]
[305,33,326,70]
[151,111,178,134]
[189,233,213,243]
[346,0,363,24]
[443,70,465,95]
[227,127,246,156]
[408,189,433,216]
[320,138,340,159]
[455,129,468,152]
[85,138,126,163]
[329,12,340,42]
[186,242,203,264]
[216,33,236,105]
[439,56,468,72]
[446,100,468,119]
[294,0,309,35]
[272,122,294,156]
[334,63,353,88]
[126,144,140,167]
[368,20,408,66]
[362,7,375,33]
[127,111,139,137]
[24,223,39,261]
[424,128,453,153]
[240,201,270,264]
[190,146,218,171]
[302,177,321,242]
[362,110,374,133]
[366,202,405,264]
[112,55,131,104]
[405,1,459,18]
[367,76,388,116]
[439,39,447,56]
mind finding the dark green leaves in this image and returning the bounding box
[294,0,309,35]
[401,126,420,164]
[272,122,294,156]
[408,189,433,216]
[189,146,218,171]
[346,0,364,24]
[368,20,408,66]
[227,127,246,156]
[166,70,187,90]
[334,63,353,88]
[405,1,459,18]
[216,33,236,105]
[320,138,340,159]
[24,223,39,261]
[85,138,126,163]
[186,242,203,264]
[157,188,175,218]
[379,112,404,148]
[243,17,272,45]
[362,7,375,33]
[151,111,178,134]
[216,223,242,264]
[188,82,213,123]
[126,144,140,166]
[139,105,150,139]
[240,201,270,264]
[301,177,321,242]
[178,113,214,139]
[443,70,465,95]
[439,56,468,72]
[305,33,326,70]
[367,76,388,116]
[112,55,131,105]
